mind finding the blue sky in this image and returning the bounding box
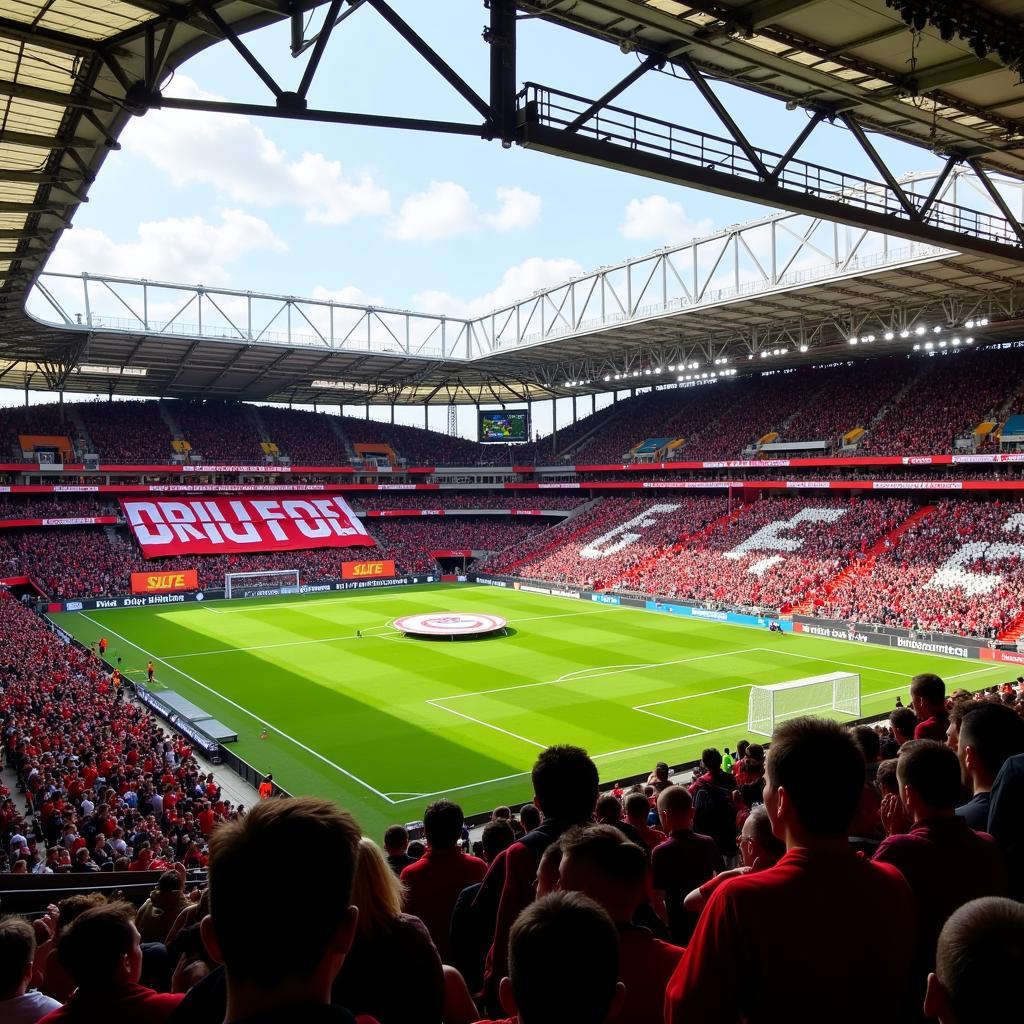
[10,2,950,437]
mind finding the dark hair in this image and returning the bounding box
[208,797,360,985]
[519,803,541,832]
[0,916,35,997]
[876,758,900,795]
[423,800,464,850]
[936,897,1024,1023]
[766,717,864,836]
[746,743,765,763]
[407,840,425,859]
[508,892,619,1024]
[701,748,723,770]
[889,706,918,738]
[850,725,880,763]
[492,805,511,820]
[958,703,1024,777]
[157,869,182,893]
[594,794,623,822]
[559,824,647,891]
[910,673,945,706]
[531,746,599,824]
[897,740,961,810]
[623,792,651,820]
[58,901,137,987]
[735,740,750,759]
[481,820,516,860]
[383,825,408,852]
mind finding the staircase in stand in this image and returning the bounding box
[998,611,1024,645]
[496,503,603,574]
[789,505,936,616]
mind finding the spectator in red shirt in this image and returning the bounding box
[924,897,1024,1024]
[688,748,738,797]
[559,824,683,1024]
[197,797,377,1024]
[911,673,949,741]
[39,902,183,1024]
[666,717,917,1024]
[479,892,624,1024]
[400,799,485,962]
[873,741,1008,977]
[472,745,599,1011]
[651,785,723,945]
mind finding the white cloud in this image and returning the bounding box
[620,195,713,243]
[123,76,390,225]
[391,181,542,241]
[48,209,286,284]
[413,256,583,318]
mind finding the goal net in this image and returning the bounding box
[224,569,300,601]
[747,672,861,738]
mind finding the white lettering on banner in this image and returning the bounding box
[953,453,1024,464]
[902,457,936,465]
[379,485,418,490]
[872,481,963,490]
[41,517,100,526]
[643,481,729,489]
[540,483,580,489]
[580,504,681,560]
[787,481,831,489]
[925,518,1024,595]
[183,465,289,473]
[724,508,846,561]
[895,637,970,658]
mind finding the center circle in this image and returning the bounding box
[392,612,508,638]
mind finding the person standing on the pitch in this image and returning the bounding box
[147,660,155,684]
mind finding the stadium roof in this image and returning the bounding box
[0,0,1023,404]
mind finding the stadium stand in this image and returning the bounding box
[73,401,174,464]
[256,406,349,465]
[170,402,265,464]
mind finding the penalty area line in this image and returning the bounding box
[78,613,398,806]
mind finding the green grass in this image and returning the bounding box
[50,584,1005,836]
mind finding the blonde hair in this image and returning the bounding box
[351,837,404,936]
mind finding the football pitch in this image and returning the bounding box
[50,584,1005,836]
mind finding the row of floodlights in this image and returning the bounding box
[848,319,988,345]
[565,358,735,387]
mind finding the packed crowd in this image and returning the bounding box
[74,402,177,464]
[0,498,118,520]
[0,592,237,884]
[620,496,916,612]
[819,499,1024,636]
[356,493,585,512]
[168,402,266,464]
[3,664,1024,1024]
[0,406,79,460]
[256,407,348,465]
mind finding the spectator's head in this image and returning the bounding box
[623,791,652,826]
[535,842,562,898]
[491,805,512,823]
[897,740,961,822]
[764,717,864,845]
[157,868,182,894]
[890,706,919,746]
[407,840,425,860]
[925,897,1024,1023]
[736,739,750,760]
[594,794,623,825]
[0,916,36,1000]
[701,748,723,772]
[911,673,946,718]
[653,761,669,782]
[481,820,516,863]
[876,758,900,796]
[657,785,693,833]
[957,702,1024,794]
[202,797,360,1015]
[351,838,403,938]
[558,824,647,923]
[519,803,541,834]
[422,800,464,851]
[57,902,142,992]
[500,892,625,1024]
[850,725,881,765]
[383,824,408,855]
[531,746,599,825]
[947,701,972,754]
[738,803,786,868]
[745,743,765,765]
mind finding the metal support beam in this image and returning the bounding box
[566,53,662,133]
[295,0,344,100]
[969,161,1024,245]
[155,95,486,137]
[488,0,518,145]
[1,130,93,150]
[766,109,825,184]
[366,0,493,124]
[839,113,918,219]
[201,2,285,99]
[0,80,113,112]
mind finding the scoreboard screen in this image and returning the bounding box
[479,409,529,443]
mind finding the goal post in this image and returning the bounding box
[747,672,861,738]
[224,569,300,601]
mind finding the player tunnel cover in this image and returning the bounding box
[120,495,375,558]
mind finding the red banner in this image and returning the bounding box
[120,495,374,559]
[341,559,396,580]
[131,570,199,594]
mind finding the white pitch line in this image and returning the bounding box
[757,647,917,679]
[425,698,546,750]
[633,707,709,732]
[427,649,762,703]
[79,613,397,805]
[635,683,751,710]
[163,627,401,660]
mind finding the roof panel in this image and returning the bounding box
[2,0,157,42]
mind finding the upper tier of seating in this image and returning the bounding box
[3,345,1021,466]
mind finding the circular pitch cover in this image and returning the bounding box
[392,612,508,637]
